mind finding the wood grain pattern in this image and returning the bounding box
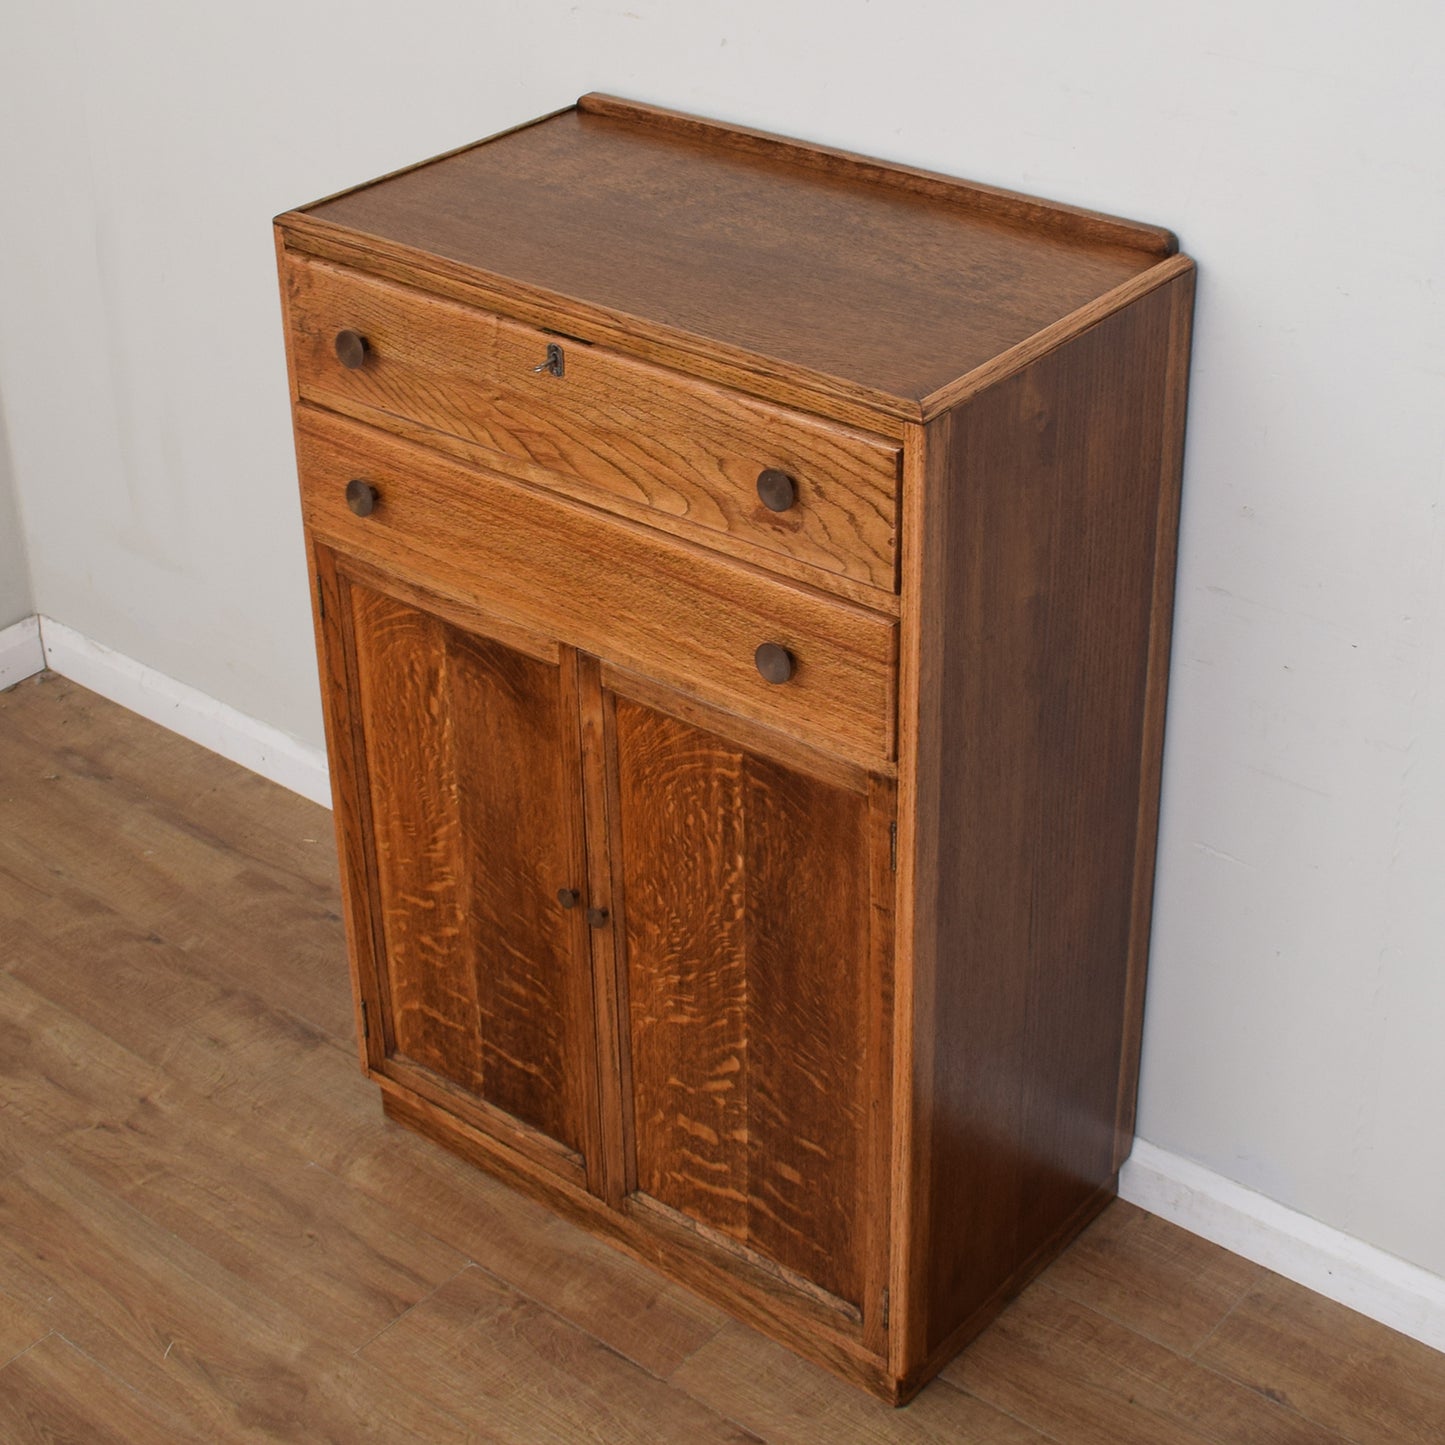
[358,1264,762,1444]
[0,1335,192,1445]
[291,106,1162,406]
[1040,1201,1263,1357]
[918,252,1196,420]
[906,269,1195,1367]
[599,659,881,794]
[286,253,900,593]
[279,213,922,438]
[0,1150,472,1442]
[58,1086,467,1355]
[310,544,391,1074]
[577,93,1178,258]
[0,972,174,1181]
[341,577,596,1164]
[1196,1274,1445,1444]
[947,1287,1350,1445]
[889,418,943,1380]
[861,774,897,1356]
[672,1320,1050,1444]
[577,654,632,1208]
[297,381,901,615]
[610,691,880,1312]
[296,407,898,770]
[0,1285,48,1367]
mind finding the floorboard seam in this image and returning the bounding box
[349,1260,476,1358]
[0,1329,56,1373]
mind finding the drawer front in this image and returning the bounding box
[296,408,896,767]
[284,253,899,593]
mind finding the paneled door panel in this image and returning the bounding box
[340,571,596,1170]
[608,690,889,1311]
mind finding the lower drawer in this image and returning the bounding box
[295,408,896,768]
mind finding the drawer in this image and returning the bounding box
[284,254,900,595]
[296,408,896,767]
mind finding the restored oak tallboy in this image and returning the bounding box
[275,94,1193,1403]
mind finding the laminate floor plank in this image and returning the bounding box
[0,971,178,1180]
[359,1263,762,1444]
[671,1321,1048,1443]
[0,1333,203,1445]
[7,899,387,1176]
[0,1151,473,1443]
[62,1085,470,1354]
[1196,1273,1445,1444]
[0,673,336,892]
[340,1122,730,1378]
[1038,1198,1265,1355]
[944,1286,1351,1445]
[2,671,1441,1441]
[0,1286,50,1367]
[0,679,350,1044]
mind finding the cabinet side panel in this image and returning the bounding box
[920,270,1193,1352]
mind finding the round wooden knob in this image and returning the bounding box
[334,329,369,369]
[586,906,610,928]
[556,888,580,909]
[345,479,378,517]
[754,643,795,684]
[756,469,797,512]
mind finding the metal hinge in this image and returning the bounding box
[316,573,326,623]
[889,821,898,873]
[882,1288,890,1328]
[359,999,369,1040]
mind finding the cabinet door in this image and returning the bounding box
[324,558,598,1183]
[603,680,893,1318]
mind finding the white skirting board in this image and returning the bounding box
[0,615,45,689]
[11,611,1445,1356]
[1121,1139,1445,1353]
[36,615,332,808]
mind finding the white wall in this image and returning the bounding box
[1,1,1441,1283]
[0,406,33,629]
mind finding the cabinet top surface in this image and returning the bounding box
[284,95,1175,411]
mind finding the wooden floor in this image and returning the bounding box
[1,673,1442,1443]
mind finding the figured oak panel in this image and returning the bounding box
[610,693,879,1310]
[345,580,592,1160]
[285,254,900,593]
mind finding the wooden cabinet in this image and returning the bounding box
[276,93,1194,1403]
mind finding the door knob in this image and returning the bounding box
[756,469,797,512]
[556,888,580,909]
[586,906,609,928]
[334,329,369,369]
[345,479,378,516]
[754,643,795,684]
